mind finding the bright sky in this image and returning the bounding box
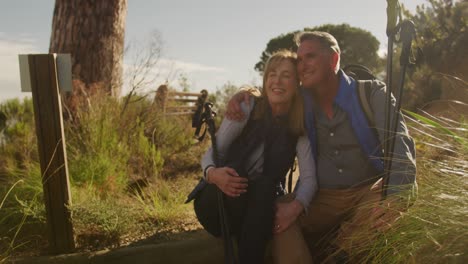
[0,0,427,102]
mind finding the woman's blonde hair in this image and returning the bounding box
[253,50,304,136]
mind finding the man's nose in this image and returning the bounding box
[297,63,304,73]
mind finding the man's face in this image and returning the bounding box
[296,39,336,89]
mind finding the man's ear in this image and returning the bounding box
[332,52,340,69]
[331,52,339,71]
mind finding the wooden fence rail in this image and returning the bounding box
[154,84,208,116]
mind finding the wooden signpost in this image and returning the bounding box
[18,54,75,254]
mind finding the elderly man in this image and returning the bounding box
[227,31,416,263]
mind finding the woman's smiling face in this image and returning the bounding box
[265,59,298,107]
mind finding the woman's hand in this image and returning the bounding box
[273,199,304,234]
[207,167,248,197]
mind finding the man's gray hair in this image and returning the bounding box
[294,31,341,55]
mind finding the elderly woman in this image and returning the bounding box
[193,50,317,263]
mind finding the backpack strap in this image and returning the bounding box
[343,64,376,80]
[356,80,375,127]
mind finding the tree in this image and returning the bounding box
[255,24,383,74]
[49,0,127,97]
[400,0,467,113]
[404,0,467,78]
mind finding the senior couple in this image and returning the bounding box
[192,31,416,263]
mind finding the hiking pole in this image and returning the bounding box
[382,20,416,200]
[203,103,237,264]
[382,0,401,200]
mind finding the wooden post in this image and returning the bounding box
[27,54,75,253]
[155,84,168,114]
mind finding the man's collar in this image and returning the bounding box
[338,69,354,88]
[335,69,356,104]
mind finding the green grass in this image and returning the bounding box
[70,174,200,251]
[133,175,196,224]
[0,180,25,262]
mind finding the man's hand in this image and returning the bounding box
[207,167,248,197]
[273,199,304,234]
[367,180,405,232]
[370,198,404,232]
[225,91,251,121]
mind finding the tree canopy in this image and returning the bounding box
[399,0,467,113]
[254,23,383,74]
[404,0,467,78]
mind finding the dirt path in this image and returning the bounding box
[10,230,224,264]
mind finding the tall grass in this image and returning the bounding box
[0,98,46,259]
[133,175,196,225]
[344,113,467,263]
[0,180,26,263]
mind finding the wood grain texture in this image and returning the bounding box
[49,0,127,96]
[29,54,75,254]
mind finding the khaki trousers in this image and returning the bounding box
[272,180,383,264]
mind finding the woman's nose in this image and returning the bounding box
[271,75,280,84]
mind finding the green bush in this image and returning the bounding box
[70,185,146,250]
[65,93,131,193]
